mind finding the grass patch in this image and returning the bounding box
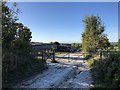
[2,58,48,88]
[83,53,92,60]
[88,58,95,66]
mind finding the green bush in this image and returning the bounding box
[90,51,120,88]
[3,57,48,88]
[83,53,92,60]
[88,58,95,66]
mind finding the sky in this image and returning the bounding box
[8,2,118,43]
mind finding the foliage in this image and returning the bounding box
[2,2,32,72]
[50,41,60,45]
[89,51,120,88]
[88,58,95,67]
[109,45,114,50]
[3,58,47,88]
[2,2,18,53]
[71,43,81,49]
[53,41,60,45]
[50,41,53,44]
[2,2,47,87]
[83,53,92,60]
[13,23,32,56]
[118,39,120,50]
[81,15,110,52]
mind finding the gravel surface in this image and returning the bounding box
[14,52,94,89]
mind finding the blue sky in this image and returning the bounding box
[8,2,118,43]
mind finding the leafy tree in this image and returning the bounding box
[53,41,60,45]
[2,2,18,54]
[50,42,53,44]
[109,45,114,50]
[2,3,48,88]
[99,34,110,50]
[82,15,110,52]
[2,2,32,76]
[118,39,120,50]
[91,52,120,88]
[13,23,32,56]
[72,43,81,49]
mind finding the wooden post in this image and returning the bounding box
[51,47,58,63]
[53,48,55,61]
[47,49,49,53]
[42,50,44,61]
[68,52,70,62]
[42,50,46,62]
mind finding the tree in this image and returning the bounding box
[118,39,120,50]
[53,41,60,45]
[13,23,32,56]
[98,34,110,50]
[109,45,114,50]
[2,2,18,54]
[50,42,53,44]
[2,2,32,75]
[72,43,81,49]
[82,15,110,52]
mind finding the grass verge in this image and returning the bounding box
[2,58,48,88]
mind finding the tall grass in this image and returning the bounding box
[2,57,48,88]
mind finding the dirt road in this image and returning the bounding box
[14,53,93,89]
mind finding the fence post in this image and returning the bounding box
[68,52,70,62]
[42,50,45,62]
[53,48,55,61]
[100,50,102,60]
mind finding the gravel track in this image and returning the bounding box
[14,53,93,89]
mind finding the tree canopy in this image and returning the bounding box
[118,39,120,50]
[53,41,60,45]
[2,2,32,75]
[71,43,81,49]
[82,15,110,52]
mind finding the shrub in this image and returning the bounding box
[90,51,120,88]
[83,53,92,60]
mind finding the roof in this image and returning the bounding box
[31,42,56,51]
